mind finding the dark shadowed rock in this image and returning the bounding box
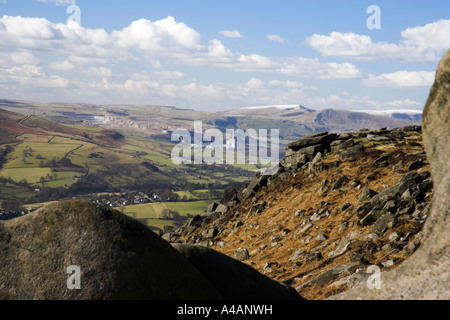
[220,186,239,205]
[296,263,359,290]
[172,243,304,300]
[207,202,219,212]
[332,175,348,190]
[408,160,424,171]
[0,201,222,300]
[287,132,337,151]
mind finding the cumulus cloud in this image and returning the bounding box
[130,70,184,81]
[363,71,435,88]
[268,79,318,91]
[36,0,75,5]
[0,15,361,80]
[0,15,385,110]
[219,29,243,38]
[267,34,289,44]
[0,51,39,65]
[0,59,424,112]
[306,19,450,63]
[0,64,69,88]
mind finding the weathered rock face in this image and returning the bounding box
[330,49,450,300]
[0,201,222,300]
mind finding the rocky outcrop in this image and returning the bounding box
[330,49,450,300]
[0,201,221,300]
[283,132,338,168]
[162,122,433,299]
[0,200,302,300]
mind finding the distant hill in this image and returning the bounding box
[223,105,422,135]
[360,109,422,122]
[0,107,124,147]
[0,99,422,145]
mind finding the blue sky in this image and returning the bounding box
[0,0,449,111]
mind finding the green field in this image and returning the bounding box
[166,200,210,216]
[121,200,210,231]
[122,202,169,220]
[0,108,255,210]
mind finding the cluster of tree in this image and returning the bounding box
[0,145,13,169]
[1,198,25,212]
[38,156,74,168]
[21,146,33,164]
[0,176,30,188]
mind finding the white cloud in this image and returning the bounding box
[130,70,184,81]
[85,66,113,78]
[0,15,386,110]
[363,71,435,88]
[267,34,289,44]
[0,15,362,80]
[219,29,243,38]
[113,17,203,54]
[384,99,423,109]
[0,64,69,88]
[0,60,424,112]
[47,60,76,71]
[306,19,450,63]
[268,79,318,91]
[0,51,39,65]
[37,0,75,5]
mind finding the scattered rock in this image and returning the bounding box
[392,161,404,172]
[332,175,348,190]
[316,233,328,241]
[408,160,424,171]
[373,155,391,168]
[367,134,391,142]
[328,237,352,258]
[381,259,396,268]
[341,202,352,211]
[359,188,378,202]
[359,207,383,226]
[297,263,359,290]
[234,248,250,261]
[288,249,304,261]
[371,214,395,234]
[304,252,323,262]
[353,202,373,218]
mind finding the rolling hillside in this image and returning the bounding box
[0,108,255,212]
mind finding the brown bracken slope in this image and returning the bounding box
[164,126,433,300]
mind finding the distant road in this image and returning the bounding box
[18,115,31,125]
